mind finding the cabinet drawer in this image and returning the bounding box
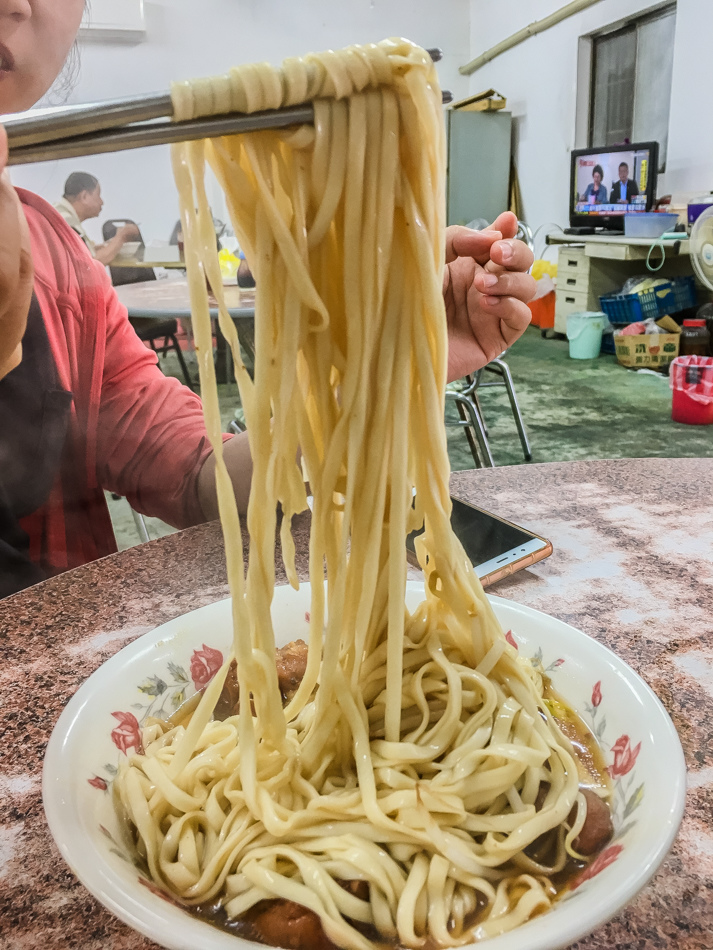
[554,289,590,334]
[557,247,590,278]
[556,287,590,310]
[559,271,589,294]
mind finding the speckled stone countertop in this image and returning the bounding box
[1,458,711,950]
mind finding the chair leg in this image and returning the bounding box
[169,334,196,391]
[447,391,495,468]
[131,508,151,544]
[455,398,483,468]
[489,358,532,461]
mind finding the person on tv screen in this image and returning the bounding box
[582,164,608,204]
[610,162,640,203]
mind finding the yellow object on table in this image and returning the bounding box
[218,248,240,279]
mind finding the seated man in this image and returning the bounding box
[54,172,140,265]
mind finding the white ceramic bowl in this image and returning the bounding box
[43,583,686,950]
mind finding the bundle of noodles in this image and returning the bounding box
[115,39,595,948]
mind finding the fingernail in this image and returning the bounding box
[481,274,498,288]
[499,242,513,262]
[483,295,499,306]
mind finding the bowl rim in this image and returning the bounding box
[42,586,687,950]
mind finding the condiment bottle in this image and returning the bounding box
[679,319,711,357]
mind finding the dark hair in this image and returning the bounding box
[63,172,99,199]
[619,162,629,169]
[592,164,604,179]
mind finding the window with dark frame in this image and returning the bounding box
[588,3,676,168]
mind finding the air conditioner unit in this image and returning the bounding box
[80,0,146,41]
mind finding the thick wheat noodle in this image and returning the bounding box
[114,38,594,948]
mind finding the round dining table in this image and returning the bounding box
[114,277,256,383]
[1,458,711,949]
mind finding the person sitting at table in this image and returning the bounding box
[0,0,535,598]
[54,172,140,265]
[581,164,608,205]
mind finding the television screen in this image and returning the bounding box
[570,143,657,225]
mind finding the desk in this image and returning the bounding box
[546,232,691,262]
[1,458,712,949]
[546,234,695,334]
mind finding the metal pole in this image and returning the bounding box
[460,0,604,76]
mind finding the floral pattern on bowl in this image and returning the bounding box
[88,644,225,792]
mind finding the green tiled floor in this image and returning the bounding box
[108,330,711,550]
[446,327,711,470]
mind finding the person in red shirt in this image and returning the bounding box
[0,0,535,597]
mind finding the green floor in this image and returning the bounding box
[108,330,711,550]
[447,328,711,469]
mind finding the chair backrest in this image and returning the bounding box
[103,218,144,243]
[102,218,156,287]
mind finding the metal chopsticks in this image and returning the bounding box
[4,49,450,166]
[6,103,317,165]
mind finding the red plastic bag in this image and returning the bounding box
[669,355,713,405]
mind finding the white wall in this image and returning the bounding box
[11,0,470,246]
[467,0,713,242]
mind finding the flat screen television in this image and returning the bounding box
[569,141,659,231]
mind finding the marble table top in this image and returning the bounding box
[114,277,255,319]
[1,458,711,950]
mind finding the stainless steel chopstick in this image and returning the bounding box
[3,92,174,149]
[7,105,316,165]
[4,48,449,166]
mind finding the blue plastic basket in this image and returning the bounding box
[670,276,697,312]
[599,288,662,325]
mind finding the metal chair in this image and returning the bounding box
[103,219,195,391]
[447,357,532,468]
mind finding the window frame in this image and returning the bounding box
[575,1,676,168]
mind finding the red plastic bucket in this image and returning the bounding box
[670,356,713,425]
[672,388,713,424]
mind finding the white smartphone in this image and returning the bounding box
[407,496,553,588]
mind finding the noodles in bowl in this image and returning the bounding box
[113,38,615,949]
[40,38,685,950]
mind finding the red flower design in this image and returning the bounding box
[505,630,518,650]
[304,611,311,623]
[553,658,565,668]
[592,680,602,708]
[88,775,108,791]
[110,711,142,755]
[609,735,641,778]
[571,844,624,890]
[190,644,224,690]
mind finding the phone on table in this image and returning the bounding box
[407,496,552,588]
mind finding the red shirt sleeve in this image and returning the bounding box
[93,264,225,529]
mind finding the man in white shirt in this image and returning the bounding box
[54,172,139,265]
